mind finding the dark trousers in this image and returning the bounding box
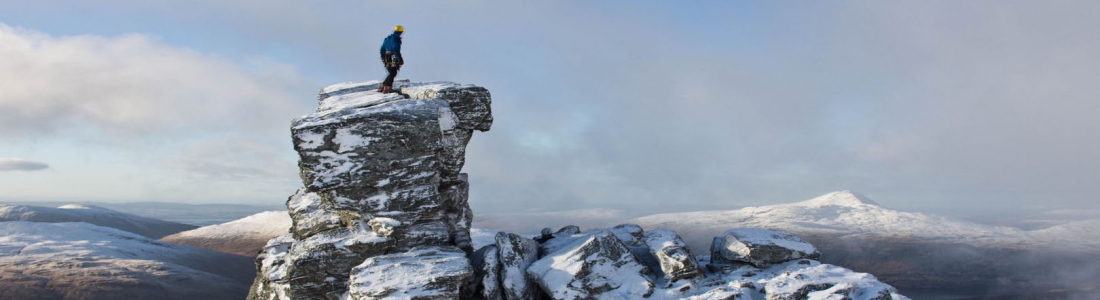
[383,66,399,87]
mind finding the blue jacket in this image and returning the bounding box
[380,33,402,59]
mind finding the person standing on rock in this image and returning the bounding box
[378,25,404,93]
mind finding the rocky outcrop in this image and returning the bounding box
[248,79,905,300]
[348,246,473,300]
[528,231,656,299]
[471,245,504,300]
[643,229,703,284]
[495,232,541,300]
[247,80,492,300]
[711,228,820,268]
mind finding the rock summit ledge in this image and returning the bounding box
[248,80,908,300]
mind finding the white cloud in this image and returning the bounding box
[0,158,49,171]
[0,23,307,139]
[0,23,309,200]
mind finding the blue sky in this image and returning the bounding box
[1,1,1098,216]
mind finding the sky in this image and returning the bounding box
[0,1,1097,216]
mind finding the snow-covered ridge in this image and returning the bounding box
[0,203,196,239]
[161,211,291,256]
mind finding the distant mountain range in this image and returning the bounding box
[0,204,197,239]
[1,201,283,226]
[0,221,253,300]
[630,191,1100,252]
[0,204,255,300]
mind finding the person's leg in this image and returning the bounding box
[383,67,399,92]
[383,67,396,87]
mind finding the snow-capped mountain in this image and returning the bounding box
[0,221,254,300]
[630,191,1100,295]
[0,204,197,239]
[161,211,292,256]
[630,191,1058,252]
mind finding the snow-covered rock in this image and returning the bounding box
[671,259,908,300]
[0,204,196,239]
[471,245,504,300]
[286,189,342,239]
[643,229,703,283]
[711,228,819,268]
[248,80,493,300]
[527,231,656,300]
[496,232,541,300]
[488,224,908,300]
[0,221,254,300]
[763,263,901,300]
[249,81,909,300]
[161,210,291,256]
[348,246,473,300]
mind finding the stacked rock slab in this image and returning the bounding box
[248,80,492,300]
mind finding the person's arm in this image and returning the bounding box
[380,40,386,60]
[395,37,403,60]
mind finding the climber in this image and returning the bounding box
[534,228,555,243]
[378,25,404,93]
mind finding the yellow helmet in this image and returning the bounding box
[394,25,404,32]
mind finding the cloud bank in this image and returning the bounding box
[0,158,49,171]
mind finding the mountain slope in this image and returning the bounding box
[0,204,197,239]
[1032,218,1100,248]
[0,221,254,300]
[161,211,291,256]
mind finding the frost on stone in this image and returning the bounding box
[286,189,341,238]
[763,264,906,300]
[367,217,401,237]
[527,232,655,300]
[495,232,541,300]
[643,229,704,283]
[711,228,820,268]
[348,246,472,300]
[471,245,504,300]
[399,81,493,131]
